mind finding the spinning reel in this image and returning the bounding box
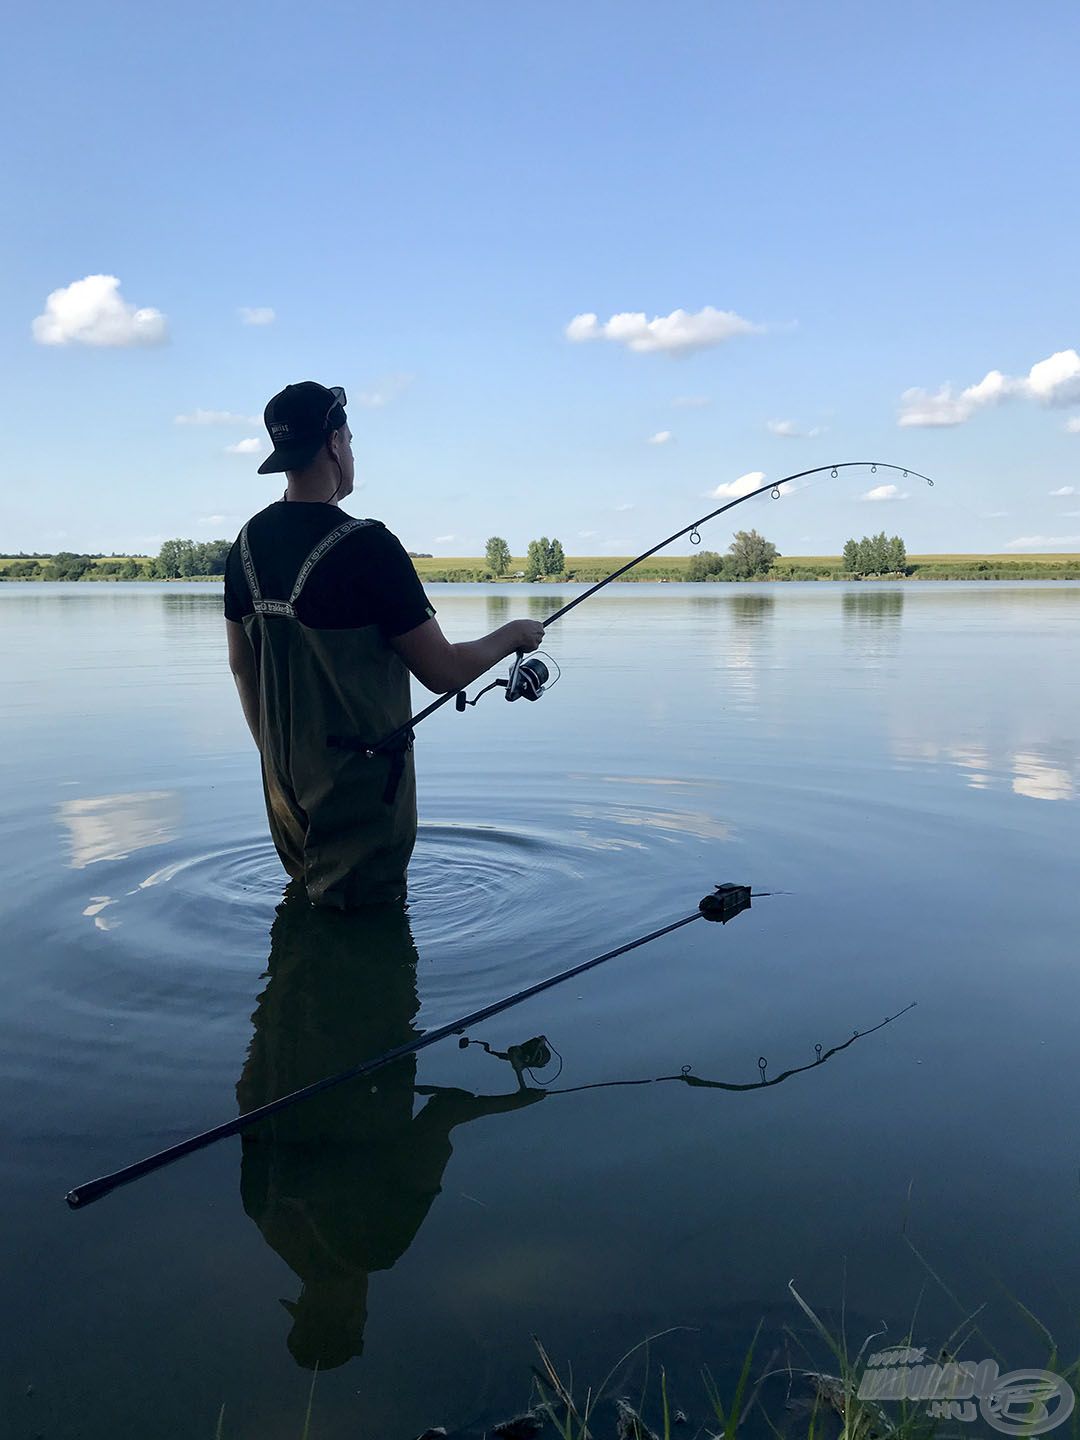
[455,651,561,711]
[457,1032,563,1089]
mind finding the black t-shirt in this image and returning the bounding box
[224,502,436,637]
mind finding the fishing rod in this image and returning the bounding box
[65,881,756,1210]
[546,1001,916,1095]
[451,1000,916,1096]
[331,461,933,759]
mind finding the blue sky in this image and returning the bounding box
[2,0,1079,557]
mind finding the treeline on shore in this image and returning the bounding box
[0,538,230,582]
[2,539,1078,583]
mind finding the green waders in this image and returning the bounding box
[239,518,417,908]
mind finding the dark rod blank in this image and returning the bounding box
[66,886,750,1210]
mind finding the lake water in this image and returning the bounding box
[2,580,1078,1438]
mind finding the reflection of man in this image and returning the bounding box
[224,382,544,908]
[237,884,541,1370]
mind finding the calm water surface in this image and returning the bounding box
[1,580,1078,1437]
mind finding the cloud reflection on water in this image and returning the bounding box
[893,739,1076,802]
[56,789,182,868]
[1012,752,1074,802]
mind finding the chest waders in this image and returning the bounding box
[239,519,417,908]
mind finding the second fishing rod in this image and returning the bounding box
[327,460,933,761]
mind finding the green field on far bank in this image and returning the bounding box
[407,552,1080,581]
[2,552,1079,582]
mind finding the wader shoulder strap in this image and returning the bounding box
[239,523,263,605]
[289,518,373,607]
[242,517,373,619]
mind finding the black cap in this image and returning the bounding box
[257,382,347,475]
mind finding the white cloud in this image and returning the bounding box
[1026,350,1080,406]
[899,349,1080,427]
[197,514,233,526]
[964,369,1012,406]
[648,430,674,445]
[1005,534,1080,549]
[32,274,167,347]
[897,386,971,428]
[981,510,1009,519]
[577,530,598,538]
[767,418,823,438]
[614,503,636,512]
[566,305,761,356]
[1066,417,1080,434]
[898,372,1008,428]
[175,409,258,426]
[238,306,275,325]
[433,534,456,544]
[1049,486,1076,496]
[225,438,262,455]
[710,470,767,500]
[357,373,414,408]
[860,483,908,501]
[672,395,711,409]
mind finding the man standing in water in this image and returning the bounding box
[225,381,543,908]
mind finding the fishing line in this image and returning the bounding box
[65,882,756,1210]
[330,461,933,760]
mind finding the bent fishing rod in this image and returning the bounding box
[66,881,756,1210]
[332,461,933,759]
[451,1000,916,1097]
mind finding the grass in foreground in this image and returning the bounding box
[209,1253,1080,1440]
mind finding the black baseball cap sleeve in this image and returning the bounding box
[358,525,437,638]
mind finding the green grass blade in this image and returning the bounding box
[300,1362,319,1440]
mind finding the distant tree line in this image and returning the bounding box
[524,536,565,581]
[481,535,567,580]
[687,529,780,581]
[11,553,145,580]
[842,533,907,577]
[485,536,512,576]
[0,539,233,581]
[148,538,232,578]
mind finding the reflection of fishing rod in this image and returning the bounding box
[65,882,755,1210]
[449,1002,915,1097]
[336,461,933,759]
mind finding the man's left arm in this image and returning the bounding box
[226,619,261,748]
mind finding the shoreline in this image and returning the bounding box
[3,553,1079,584]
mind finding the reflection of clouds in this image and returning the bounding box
[57,790,182,868]
[893,740,994,790]
[893,737,1075,801]
[567,771,731,843]
[571,829,648,853]
[83,895,121,931]
[568,773,698,789]
[950,745,992,790]
[571,802,731,843]
[1012,752,1073,802]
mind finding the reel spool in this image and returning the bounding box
[505,653,550,702]
[454,650,561,712]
